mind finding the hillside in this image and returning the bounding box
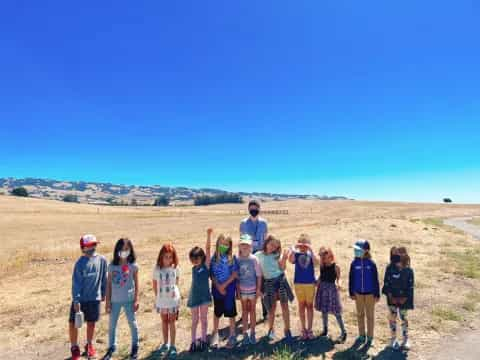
[0,177,349,205]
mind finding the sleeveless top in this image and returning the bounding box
[293,251,316,284]
[187,264,212,308]
[320,263,337,283]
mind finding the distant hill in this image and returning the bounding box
[0,177,350,205]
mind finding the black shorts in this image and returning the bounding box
[69,301,101,323]
[213,298,237,318]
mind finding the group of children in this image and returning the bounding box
[68,231,415,360]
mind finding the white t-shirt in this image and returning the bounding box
[152,266,181,310]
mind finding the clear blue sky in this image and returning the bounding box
[1,1,479,203]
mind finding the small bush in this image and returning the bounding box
[11,187,29,197]
[63,194,79,203]
[154,196,170,207]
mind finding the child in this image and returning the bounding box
[348,239,380,348]
[102,238,139,360]
[186,229,213,353]
[289,234,319,340]
[315,247,347,343]
[152,244,181,359]
[209,233,239,349]
[237,234,262,345]
[69,234,107,360]
[382,247,414,350]
[256,235,294,342]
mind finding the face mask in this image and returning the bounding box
[391,254,401,264]
[83,247,96,256]
[218,244,229,255]
[119,250,130,259]
[354,248,364,258]
[249,209,259,217]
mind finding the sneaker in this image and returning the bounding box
[365,336,375,348]
[241,334,250,346]
[101,347,114,360]
[267,329,276,341]
[71,345,81,360]
[283,329,293,343]
[336,332,347,344]
[199,340,208,352]
[300,329,308,341]
[130,344,139,360]
[85,343,97,359]
[188,342,197,353]
[389,338,399,349]
[401,338,411,350]
[226,335,237,349]
[158,344,170,355]
[249,332,257,345]
[168,345,177,359]
[355,335,367,344]
[210,332,219,348]
[307,330,315,340]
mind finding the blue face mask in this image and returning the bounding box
[354,248,365,258]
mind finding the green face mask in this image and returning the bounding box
[218,244,229,255]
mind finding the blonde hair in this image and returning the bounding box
[298,233,311,244]
[214,233,234,264]
[319,246,335,266]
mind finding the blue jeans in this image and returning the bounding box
[108,302,139,351]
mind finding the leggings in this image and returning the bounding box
[191,304,209,342]
[322,312,346,334]
[389,306,408,339]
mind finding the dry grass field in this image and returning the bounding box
[1,195,480,359]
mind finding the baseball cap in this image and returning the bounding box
[239,233,252,246]
[80,234,98,248]
[354,239,370,251]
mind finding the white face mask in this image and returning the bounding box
[119,250,130,259]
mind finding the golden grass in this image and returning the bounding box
[1,196,480,359]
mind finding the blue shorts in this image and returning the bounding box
[69,301,101,323]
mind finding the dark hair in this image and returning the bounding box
[397,246,411,267]
[112,238,136,265]
[248,199,260,208]
[189,246,206,265]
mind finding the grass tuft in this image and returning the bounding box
[432,307,463,322]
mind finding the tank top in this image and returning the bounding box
[187,263,212,308]
[320,263,337,283]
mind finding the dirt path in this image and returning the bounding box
[425,217,480,360]
[443,217,480,240]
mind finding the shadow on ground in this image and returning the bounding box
[143,336,335,359]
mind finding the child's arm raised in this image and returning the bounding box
[205,228,213,268]
[279,249,290,270]
[288,247,296,264]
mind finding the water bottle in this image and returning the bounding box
[75,310,84,329]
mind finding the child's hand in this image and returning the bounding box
[207,228,213,236]
[217,284,226,296]
[74,303,81,313]
[133,301,139,312]
[375,297,380,303]
[105,302,111,314]
[256,291,263,299]
[282,249,290,260]
[350,295,356,301]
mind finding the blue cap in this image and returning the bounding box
[354,239,370,251]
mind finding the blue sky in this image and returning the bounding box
[1,1,479,203]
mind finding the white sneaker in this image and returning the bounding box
[389,338,399,349]
[401,338,411,350]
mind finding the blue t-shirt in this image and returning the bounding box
[210,254,239,284]
[293,251,315,284]
[240,217,268,253]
